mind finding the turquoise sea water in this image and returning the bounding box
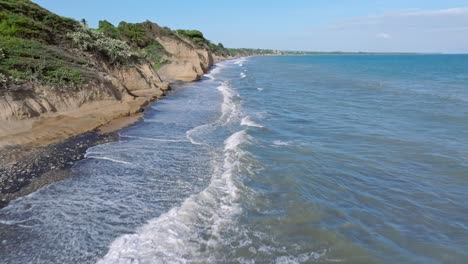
[0,55,467,263]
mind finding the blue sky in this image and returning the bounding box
[33,0,468,53]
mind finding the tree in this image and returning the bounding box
[80,18,88,28]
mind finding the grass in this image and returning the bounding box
[0,0,86,89]
[0,0,77,43]
[143,43,169,71]
[0,36,87,89]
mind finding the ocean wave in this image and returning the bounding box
[97,130,250,264]
[241,116,264,128]
[84,156,132,165]
[186,122,213,146]
[204,63,226,80]
[240,72,247,78]
[120,135,187,143]
[233,57,248,67]
[186,81,243,146]
[217,81,242,125]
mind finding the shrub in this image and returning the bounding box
[0,0,78,43]
[176,29,204,40]
[143,43,168,70]
[208,42,229,56]
[117,22,152,47]
[97,20,120,39]
[0,36,86,87]
[68,26,140,65]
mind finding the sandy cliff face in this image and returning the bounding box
[0,62,171,147]
[0,18,222,148]
[157,36,214,82]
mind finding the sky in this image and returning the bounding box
[33,0,468,53]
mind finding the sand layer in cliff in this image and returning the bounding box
[0,95,154,148]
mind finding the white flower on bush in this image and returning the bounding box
[68,26,139,64]
[0,73,7,87]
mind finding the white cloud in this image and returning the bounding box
[399,7,468,17]
[303,7,468,53]
[376,33,392,39]
[331,7,468,31]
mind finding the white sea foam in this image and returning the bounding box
[85,156,132,165]
[217,82,241,125]
[275,250,329,264]
[240,72,247,78]
[204,63,225,80]
[0,220,32,229]
[98,131,249,264]
[257,87,264,91]
[273,140,291,146]
[121,135,187,143]
[233,57,247,67]
[186,122,212,146]
[241,116,263,128]
[0,220,22,225]
[187,81,241,145]
[224,130,248,151]
[187,71,242,146]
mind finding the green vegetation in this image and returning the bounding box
[0,0,84,89]
[68,26,141,65]
[96,20,169,70]
[176,29,232,56]
[143,43,168,71]
[97,20,120,39]
[117,22,153,47]
[174,29,279,57]
[0,0,278,90]
[176,29,205,44]
[0,36,86,88]
[227,48,278,56]
[0,0,77,43]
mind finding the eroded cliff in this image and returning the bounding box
[0,0,222,147]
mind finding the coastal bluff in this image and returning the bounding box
[0,0,274,206]
[0,0,236,147]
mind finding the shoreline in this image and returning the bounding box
[0,91,161,208]
[0,57,242,208]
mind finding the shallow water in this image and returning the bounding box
[1,55,468,263]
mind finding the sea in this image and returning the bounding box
[0,55,467,264]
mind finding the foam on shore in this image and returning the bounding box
[97,130,250,263]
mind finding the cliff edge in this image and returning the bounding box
[0,1,227,148]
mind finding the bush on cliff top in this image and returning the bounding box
[68,26,141,65]
[117,22,154,47]
[175,29,232,56]
[96,20,169,70]
[97,20,120,39]
[0,0,78,44]
[176,29,209,46]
